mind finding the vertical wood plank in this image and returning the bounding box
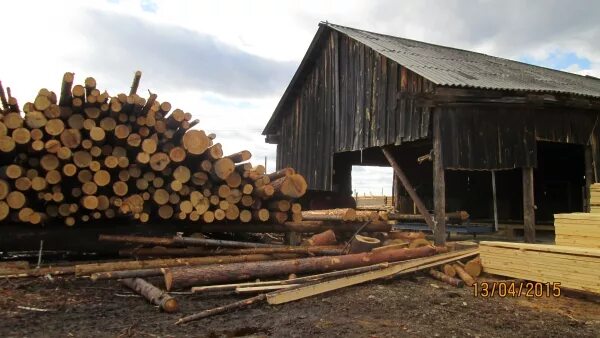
[432,108,446,246]
[585,145,593,212]
[522,167,536,243]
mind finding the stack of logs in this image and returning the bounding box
[0,72,307,226]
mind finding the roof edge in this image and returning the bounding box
[262,23,330,136]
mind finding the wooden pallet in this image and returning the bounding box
[479,241,600,294]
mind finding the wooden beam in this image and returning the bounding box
[382,147,435,229]
[522,167,536,243]
[432,109,446,245]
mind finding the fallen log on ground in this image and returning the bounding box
[0,265,76,278]
[453,263,476,286]
[172,236,284,248]
[120,245,343,257]
[190,262,390,293]
[120,278,178,313]
[267,248,478,305]
[92,268,164,280]
[76,253,298,276]
[175,294,266,325]
[163,245,445,290]
[428,269,464,287]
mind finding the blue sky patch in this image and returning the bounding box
[519,51,591,71]
[140,0,158,13]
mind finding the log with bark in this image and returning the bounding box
[120,277,179,312]
[162,245,444,290]
[428,269,464,287]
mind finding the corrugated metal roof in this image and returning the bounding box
[326,23,600,98]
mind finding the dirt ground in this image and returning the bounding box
[1,273,599,338]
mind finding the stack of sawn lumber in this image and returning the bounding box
[479,241,600,294]
[554,213,600,249]
[590,183,600,213]
[0,72,307,226]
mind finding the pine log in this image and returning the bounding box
[270,174,307,198]
[129,71,142,95]
[88,254,298,279]
[428,269,464,288]
[442,264,457,278]
[163,246,442,290]
[175,294,266,325]
[266,168,295,181]
[303,229,337,246]
[120,278,178,313]
[225,150,251,163]
[452,264,475,286]
[463,257,482,277]
[301,208,356,222]
[348,235,381,253]
[172,236,284,248]
[99,234,176,246]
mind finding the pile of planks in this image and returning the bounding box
[0,72,306,226]
[479,241,600,294]
[554,213,600,249]
[590,183,600,213]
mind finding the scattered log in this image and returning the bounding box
[120,277,178,313]
[163,246,442,290]
[191,262,390,294]
[172,236,285,249]
[302,230,337,246]
[301,208,356,222]
[175,294,266,325]
[77,253,298,276]
[348,235,381,253]
[442,264,457,278]
[428,269,464,287]
[463,257,482,277]
[452,263,476,286]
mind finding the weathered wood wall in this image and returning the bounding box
[439,105,599,170]
[275,30,435,191]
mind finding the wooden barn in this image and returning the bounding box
[263,22,600,244]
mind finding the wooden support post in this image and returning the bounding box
[522,167,536,243]
[382,147,435,230]
[585,145,593,212]
[432,110,446,246]
[491,170,499,232]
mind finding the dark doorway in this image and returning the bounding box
[534,142,585,221]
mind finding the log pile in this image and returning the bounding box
[0,73,307,226]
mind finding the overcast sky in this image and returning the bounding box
[2,0,599,195]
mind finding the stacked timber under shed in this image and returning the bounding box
[479,183,600,295]
[0,72,307,226]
